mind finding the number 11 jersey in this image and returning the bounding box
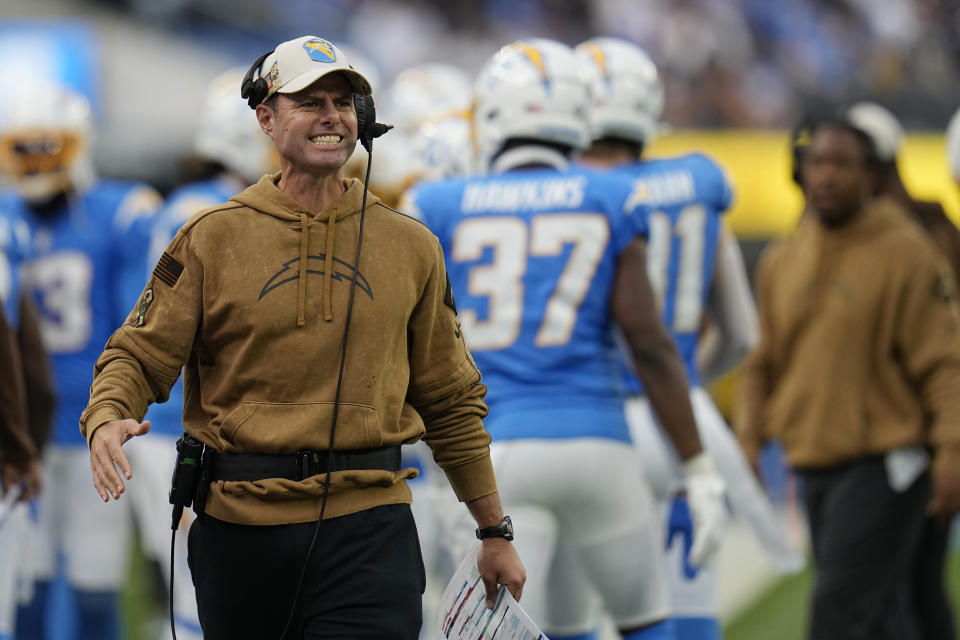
[614,153,733,391]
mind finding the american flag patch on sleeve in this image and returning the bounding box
[153,251,184,287]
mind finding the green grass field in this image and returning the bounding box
[725,550,960,640]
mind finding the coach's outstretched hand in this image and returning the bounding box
[88,418,151,502]
[684,452,728,568]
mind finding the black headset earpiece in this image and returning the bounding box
[241,50,274,110]
[353,94,393,152]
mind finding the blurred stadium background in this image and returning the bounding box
[1,0,958,638]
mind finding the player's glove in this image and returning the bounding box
[683,451,727,568]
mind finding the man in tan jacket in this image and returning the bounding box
[737,115,960,639]
[846,100,959,640]
[80,36,523,639]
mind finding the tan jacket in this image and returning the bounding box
[81,175,497,525]
[737,197,960,474]
[0,302,35,466]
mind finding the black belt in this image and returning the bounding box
[208,446,402,482]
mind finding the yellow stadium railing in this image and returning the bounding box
[647,130,960,238]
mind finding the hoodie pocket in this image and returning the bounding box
[221,401,383,453]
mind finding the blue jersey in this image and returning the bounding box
[7,180,161,446]
[0,202,32,329]
[615,153,733,389]
[409,166,647,442]
[122,175,244,437]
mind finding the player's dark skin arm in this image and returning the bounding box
[611,238,704,461]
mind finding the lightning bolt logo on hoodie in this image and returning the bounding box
[258,253,373,301]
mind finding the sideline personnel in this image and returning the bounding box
[737,116,960,640]
[79,35,524,639]
[846,101,959,640]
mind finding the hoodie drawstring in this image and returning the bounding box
[297,213,309,327]
[322,205,337,322]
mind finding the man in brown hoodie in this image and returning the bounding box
[0,304,41,501]
[845,101,959,640]
[737,116,960,639]
[79,36,524,639]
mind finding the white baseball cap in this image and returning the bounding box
[846,102,903,163]
[947,106,960,181]
[259,36,373,101]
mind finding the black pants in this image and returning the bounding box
[902,515,958,639]
[188,503,425,640]
[800,457,930,640]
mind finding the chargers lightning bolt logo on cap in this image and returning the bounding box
[303,39,337,63]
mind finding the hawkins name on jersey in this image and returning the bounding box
[407,166,648,443]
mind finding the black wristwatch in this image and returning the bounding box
[476,515,514,541]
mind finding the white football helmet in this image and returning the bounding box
[369,109,475,205]
[385,62,473,134]
[947,106,960,183]
[473,39,591,170]
[846,102,902,163]
[576,37,664,146]
[367,129,419,207]
[333,42,382,98]
[367,62,474,202]
[0,82,94,202]
[411,112,476,180]
[195,69,277,184]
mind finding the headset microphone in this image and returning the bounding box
[354,93,393,152]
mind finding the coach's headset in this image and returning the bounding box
[240,49,391,152]
[166,50,392,640]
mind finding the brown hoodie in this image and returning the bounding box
[736,197,960,474]
[0,301,36,467]
[80,174,497,525]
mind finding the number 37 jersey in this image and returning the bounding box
[407,166,647,441]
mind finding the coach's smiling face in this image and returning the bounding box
[257,72,358,180]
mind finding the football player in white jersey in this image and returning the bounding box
[576,37,804,640]
[0,81,162,640]
[408,39,727,640]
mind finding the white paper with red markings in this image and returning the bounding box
[437,540,545,640]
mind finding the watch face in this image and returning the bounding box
[476,515,513,540]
